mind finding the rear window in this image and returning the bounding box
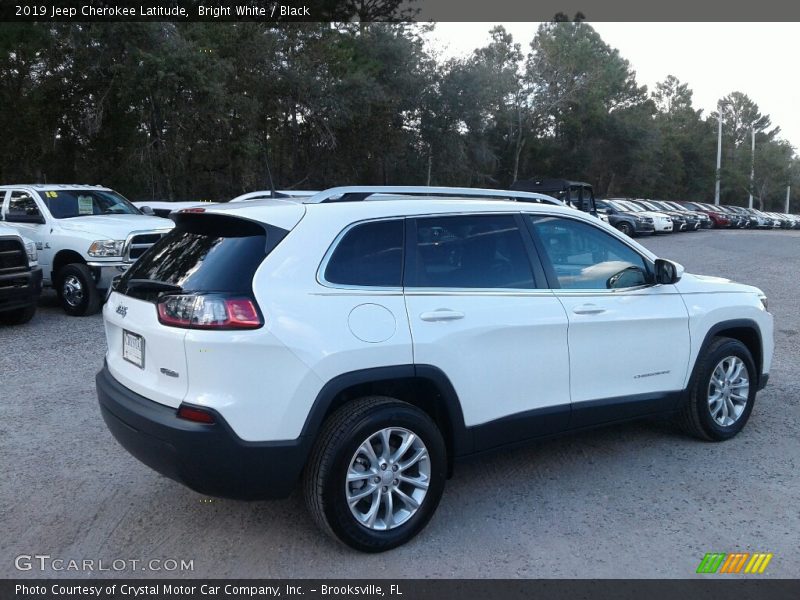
[117,215,284,301]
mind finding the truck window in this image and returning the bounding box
[7,192,42,218]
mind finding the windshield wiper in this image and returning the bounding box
[125,279,183,293]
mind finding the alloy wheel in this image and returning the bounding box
[346,427,430,531]
[707,356,750,427]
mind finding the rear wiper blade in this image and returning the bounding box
[125,279,183,293]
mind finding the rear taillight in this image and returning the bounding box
[157,294,263,330]
[177,404,216,424]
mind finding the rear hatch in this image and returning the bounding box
[103,206,300,407]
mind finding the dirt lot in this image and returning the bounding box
[1,229,798,578]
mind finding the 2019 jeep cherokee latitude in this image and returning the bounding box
[96,187,773,552]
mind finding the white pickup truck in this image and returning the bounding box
[0,223,41,325]
[0,184,173,316]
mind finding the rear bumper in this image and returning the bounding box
[96,365,310,500]
[0,266,42,312]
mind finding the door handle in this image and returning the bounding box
[572,304,606,315]
[419,309,465,322]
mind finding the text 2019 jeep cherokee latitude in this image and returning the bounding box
[96,187,773,552]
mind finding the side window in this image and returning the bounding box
[529,216,649,290]
[410,214,535,289]
[324,219,403,287]
[7,191,41,217]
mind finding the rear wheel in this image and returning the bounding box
[679,337,757,441]
[615,222,633,237]
[304,396,446,552]
[0,304,36,325]
[57,263,100,316]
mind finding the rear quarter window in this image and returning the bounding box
[323,219,404,287]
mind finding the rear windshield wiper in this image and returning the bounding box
[124,279,183,293]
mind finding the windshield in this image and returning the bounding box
[619,201,644,212]
[605,200,627,212]
[42,189,141,219]
[639,201,660,211]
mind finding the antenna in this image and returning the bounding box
[264,143,288,199]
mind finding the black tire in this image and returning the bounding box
[304,396,447,553]
[56,263,101,316]
[0,304,36,325]
[678,337,757,441]
[615,221,633,237]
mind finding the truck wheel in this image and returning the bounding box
[678,337,757,441]
[304,396,447,552]
[615,222,633,237]
[0,305,36,325]
[57,263,100,316]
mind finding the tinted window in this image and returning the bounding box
[7,192,41,217]
[410,214,534,289]
[118,215,273,301]
[530,216,649,290]
[325,219,403,287]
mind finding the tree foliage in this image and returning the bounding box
[0,21,796,210]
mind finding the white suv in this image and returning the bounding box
[0,184,173,315]
[96,186,773,552]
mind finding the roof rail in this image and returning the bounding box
[229,190,320,203]
[304,186,562,206]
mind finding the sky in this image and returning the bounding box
[426,22,800,153]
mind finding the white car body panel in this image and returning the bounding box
[405,290,570,426]
[676,273,773,383]
[555,285,691,403]
[103,293,190,407]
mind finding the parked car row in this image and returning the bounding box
[672,200,800,230]
[596,197,799,237]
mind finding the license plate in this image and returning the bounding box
[122,330,145,369]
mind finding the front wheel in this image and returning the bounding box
[615,222,633,237]
[679,337,757,441]
[304,397,447,552]
[56,263,101,316]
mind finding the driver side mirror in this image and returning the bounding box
[140,206,155,216]
[654,259,684,284]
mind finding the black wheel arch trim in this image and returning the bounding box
[694,318,765,387]
[300,364,472,457]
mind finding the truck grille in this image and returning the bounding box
[125,232,168,262]
[0,238,27,274]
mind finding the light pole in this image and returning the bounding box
[748,129,755,209]
[787,185,791,213]
[714,106,723,205]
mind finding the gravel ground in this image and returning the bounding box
[1,229,798,579]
